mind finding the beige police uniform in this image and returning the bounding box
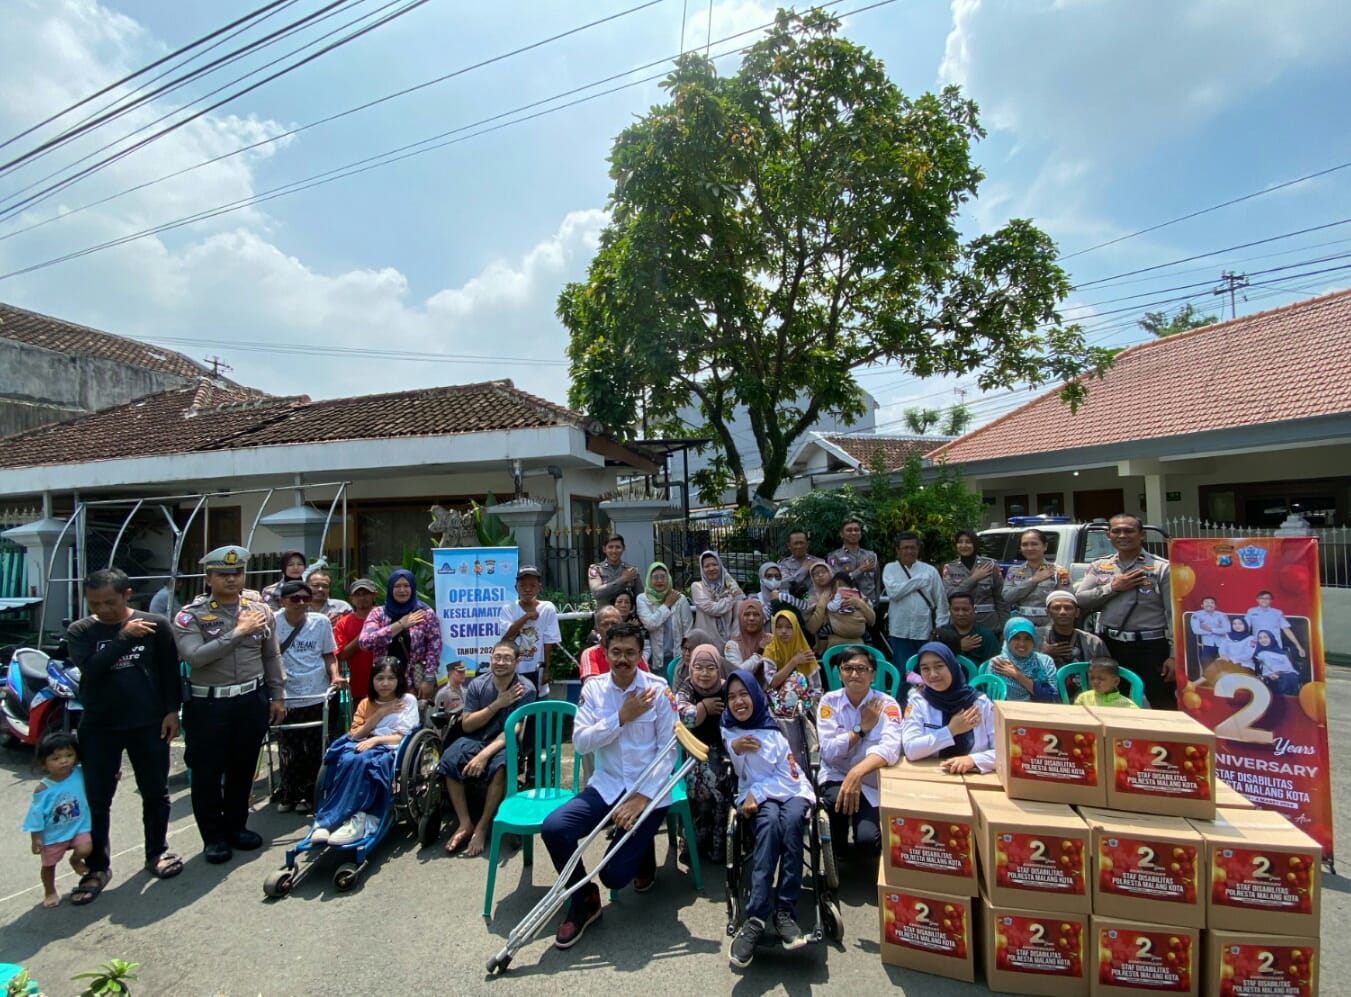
[1074,550,1174,707]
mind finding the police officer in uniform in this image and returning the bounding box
[587,533,639,609]
[1074,514,1175,709]
[172,546,285,863]
[942,528,1005,632]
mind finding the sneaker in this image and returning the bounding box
[554,886,602,949]
[774,909,807,951]
[633,873,656,893]
[329,815,365,846]
[295,800,312,816]
[275,801,294,814]
[309,826,330,845]
[729,916,765,969]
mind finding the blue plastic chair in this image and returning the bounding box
[1056,661,1147,708]
[483,700,581,919]
[904,652,978,682]
[820,644,900,696]
[970,673,1008,701]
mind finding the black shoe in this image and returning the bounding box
[774,909,807,950]
[729,916,765,969]
[230,829,263,851]
[204,842,233,864]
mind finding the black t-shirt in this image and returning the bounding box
[66,610,181,730]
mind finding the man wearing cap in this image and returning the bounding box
[588,534,639,609]
[499,565,561,696]
[172,545,285,863]
[334,578,378,701]
[1036,589,1107,669]
[1074,513,1175,709]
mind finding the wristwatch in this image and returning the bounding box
[852,724,864,737]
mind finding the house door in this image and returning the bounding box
[1073,488,1124,522]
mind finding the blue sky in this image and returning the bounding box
[1,0,1349,434]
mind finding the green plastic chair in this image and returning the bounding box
[1056,661,1147,708]
[820,644,900,696]
[970,673,1008,701]
[904,652,978,682]
[483,700,581,919]
[666,655,681,685]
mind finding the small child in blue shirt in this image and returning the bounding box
[21,731,93,908]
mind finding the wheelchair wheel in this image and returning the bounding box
[397,728,441,824]
[263,868,294,898]
[312,758,326,812]
[334,862,359,892]
[821,896,845,943]
[818,811,840,891]
[418,811,442,848]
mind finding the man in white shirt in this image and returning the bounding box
[815,646,903,851]
[540,622,677,951]
[1189,595,1229,665]
[881,532,948,669]
[499,565,561,697]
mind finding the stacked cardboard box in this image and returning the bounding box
[875,701,1320,997]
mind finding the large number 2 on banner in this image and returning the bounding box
[1212,672,1274,744]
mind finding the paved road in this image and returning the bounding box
[1,671,1347,996]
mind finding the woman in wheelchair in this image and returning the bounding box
[722,669,813,968]
[901,642,996,775]
[309,656,419,846]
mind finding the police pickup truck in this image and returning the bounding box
[978,515,1169,585]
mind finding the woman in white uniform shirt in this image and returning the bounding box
[901,641,996,774]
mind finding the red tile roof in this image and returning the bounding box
[819,432,951,471]
[929,289,1351,464]
[0,379,591,470]
[0,302,226,382]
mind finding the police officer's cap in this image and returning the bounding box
[201,545,249,571]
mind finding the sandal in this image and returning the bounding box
[146,852,184,879]
[71,869,112,906]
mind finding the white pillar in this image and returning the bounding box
[2,516,74,638]
[492,499,557,577]
[1143,472,1167,528]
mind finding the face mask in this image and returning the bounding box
[764,578,781,591]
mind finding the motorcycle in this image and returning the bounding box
[0,647,82,749]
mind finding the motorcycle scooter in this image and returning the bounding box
[0,647,82,748]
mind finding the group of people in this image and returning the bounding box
[1187,591,1308,693]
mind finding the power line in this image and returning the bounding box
[0,0,899,280]
[141,334,567,366]
[0,0,298,153]
[1057,159,1351,261]
[0,0,433,224]
[0,0,669,240]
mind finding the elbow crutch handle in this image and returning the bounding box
[673,722,709,763]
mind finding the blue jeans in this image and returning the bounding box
[1267,673,1300,696]
[747,796,810,921]
[542,785,669,891]
[889,636,926,671]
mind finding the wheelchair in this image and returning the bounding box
[723,708,844,948]
[263,719,442,897]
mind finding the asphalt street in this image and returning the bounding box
[1,670,1347,996]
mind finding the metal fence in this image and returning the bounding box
[652,519,793,590]
[1163,517,1351,588]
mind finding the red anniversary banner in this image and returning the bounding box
[1169,537,1334,863]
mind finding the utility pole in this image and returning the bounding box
[1212,271,1249,320]
[202,355,232,378]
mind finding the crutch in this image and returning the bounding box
[486,722,709,975]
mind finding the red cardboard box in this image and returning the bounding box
[974,794,1091,913]
[1079,807,1206,929]
[880,780,977,895]
[981,895,1090,997]
[876,863,975,982]
[1205,930,1318,997]
[1091,916,1200,997]
[1189,808,1321,936]
[996,701,1106,807]
[1090,707,1216,820]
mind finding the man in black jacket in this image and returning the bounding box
[64,567,183,904]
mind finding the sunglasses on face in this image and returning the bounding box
[286,595,310,603]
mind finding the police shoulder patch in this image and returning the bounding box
[174,610,193,628]
[588,564,600,578]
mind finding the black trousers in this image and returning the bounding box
[80,722,171,873]
[184,687,269,845]
[1103,636,1175,709]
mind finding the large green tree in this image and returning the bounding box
[1138,303,1218,337]
[560,10,1110,506]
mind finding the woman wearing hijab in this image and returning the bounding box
[358,569,442,700]
[984,617,1058,703]
[1220,617,1258,672]
[691,550,744,641]
[760,610,821,718]
[636,562,693,672]
[1254,631,1301,695]
[672,626,729,689]
[901,641,996,774]
[262,549,308,610]
[725,598,770,669]
[722,668,814,966]
[806,570,876,653]
[941,528,1004,631]
[675,644,732,863]
[805,558,835,612]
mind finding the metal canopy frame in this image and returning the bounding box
[40,481,350,636]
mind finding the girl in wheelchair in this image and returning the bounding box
[722,668,814,968]
[901,642,996,775]
[309,656,419,845]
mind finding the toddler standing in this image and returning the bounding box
[21,732,94,908]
